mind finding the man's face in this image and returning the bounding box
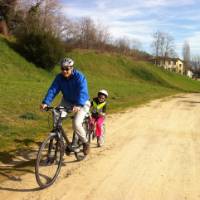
[61,66,73,78]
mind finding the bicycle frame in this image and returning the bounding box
[50,107,72,145]
[48,106,89,156]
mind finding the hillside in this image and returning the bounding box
[0,36,200,152]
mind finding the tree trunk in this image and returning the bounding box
[0,20,9,35]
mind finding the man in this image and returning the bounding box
[40,58,90,155]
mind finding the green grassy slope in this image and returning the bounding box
[66,50,200,108]
[0,36,200,152]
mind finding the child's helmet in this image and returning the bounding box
[98,89,108,98]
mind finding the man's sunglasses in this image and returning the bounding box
[61,66,72,71]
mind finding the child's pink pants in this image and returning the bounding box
[90,116,104,137]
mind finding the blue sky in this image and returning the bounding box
[61,0,200,58]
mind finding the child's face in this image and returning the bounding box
[98,94,106,103]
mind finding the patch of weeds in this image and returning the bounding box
[0,123,9,132]
[19,112,40,120]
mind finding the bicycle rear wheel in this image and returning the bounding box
[83,121,91,143]
[35,133,64,188]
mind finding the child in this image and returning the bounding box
[90,89,108,147]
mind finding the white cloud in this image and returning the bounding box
[186,32,200,53]
[104,0,196,9]
[142,0,195,7]
[61,0,200,56]
[175,32,200,58]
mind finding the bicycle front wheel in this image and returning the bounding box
[35,133,64,188]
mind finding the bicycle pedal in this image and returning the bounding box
[46,158,55,165]
[66,145,80,153]
[65,147,71,156]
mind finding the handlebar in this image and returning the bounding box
[43,106,91,119]
[44,106,54,111]
[44,106,73,113]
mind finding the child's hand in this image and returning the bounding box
[89,115,92,120]
[99,112,105,117]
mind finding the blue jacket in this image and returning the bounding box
[42,69,89,106]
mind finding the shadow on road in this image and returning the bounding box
[0,165,41,192]
[0,186,41,192]
[0,139,41,184]
[172,95,188,99]
[180,100,200,104]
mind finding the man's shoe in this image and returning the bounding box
[65,146,71,156]
[67,144,80,153]
[83,142,90,155]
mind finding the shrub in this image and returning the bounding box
[16,31,65,70]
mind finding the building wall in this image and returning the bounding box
[187,70,193,78]
[156,58,184,75]
[176,60,184,74]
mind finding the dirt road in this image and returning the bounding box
[1,93,200,200]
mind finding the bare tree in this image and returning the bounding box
[114,37,130,54]
[182,41,191,70]
[151,30,176,61]
[162,33,176,57]
[0,15,8,35]
[151,31,162,58]
[190,55,200,78]
[14,0,67,37]
[130,39,142,50]
[0,0,18,34]
[191,55,200,69]
[95,21,110,50]
[79,17,97,48]
[64,17,111,50]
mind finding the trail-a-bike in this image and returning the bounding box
[84,116,105,147]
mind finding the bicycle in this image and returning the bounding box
[35,106,89,189]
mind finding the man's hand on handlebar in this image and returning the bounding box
[40,104,48,111]
[72,106,81,113]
